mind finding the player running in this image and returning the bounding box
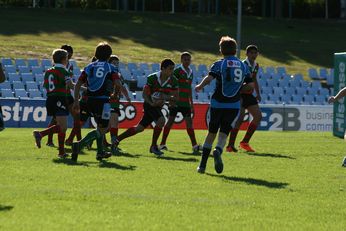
[113,59,178,156]
[226,45,262,153]
[33,49,74,158]
[159,52,200,154]
[71,42,128,161]
[195,36,253,174]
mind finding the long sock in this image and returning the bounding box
[66,128,76,142]
[110,127,118,141]
[74,120,82,141]
[117,127,137,142]
[200,143,212,168]
[96,133,104,154]
[242,122,257,143]
[47,119,56,143]
[79,129,100,149]
[160,126,171,145]
[187,128,197,146]
[39,125,60,138]
[215,132,227,152]
[228,128,239,146]
[58,132,66,155]
[151,126,162,147]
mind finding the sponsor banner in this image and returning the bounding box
[0,98,332,131]
[333,52,346,138]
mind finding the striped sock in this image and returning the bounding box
[242,122,257,143]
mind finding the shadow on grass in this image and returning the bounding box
[0,205,14,212]
[158,156,198,162]
[178,151,201,157]
[206,173,289,189]
[52,158,89,166]
[99,160,136,171]
[246,152,296,159]
[115,151,141,158]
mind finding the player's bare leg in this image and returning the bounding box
[150,117,165,156]
[226,107,245,152]
[185,116,200,153]
[159,116,175,150]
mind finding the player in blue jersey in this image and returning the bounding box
[71,42,129,161]
[195,36,254,174]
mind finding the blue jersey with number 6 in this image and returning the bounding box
[80,61,119,98]
[209,56,252,109]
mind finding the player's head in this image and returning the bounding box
[61,44,73,59]
[180,52,191,67]
[95,42,112,61]
[91,56,97,62]
[109,55,119,67]
[219,36,237,56]
[246,45,259,62]
[160,59,175,77]
[52,49,68,66]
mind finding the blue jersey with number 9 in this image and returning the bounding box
[209,56,252,108]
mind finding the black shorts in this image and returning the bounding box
[241,94,258,108]
[79,100,90,122]
[67,95,74,107]
[87,97,111,128]
[139,103,163,128]
[208,107,239,135]
[169,106,192,118]
[46,96,69,117]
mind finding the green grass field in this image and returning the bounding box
[0,128,345,230]
[0,8,345,76]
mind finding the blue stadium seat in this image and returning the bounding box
[258,78,266,87]
[308,68,319,80]
[319,68,328,80]
[4,65,17,75]
[311,81,321,89]
[198,64,208,74]
[327,72,334,86]
[276,67,286,76]
[261,86,272,94]
[319,88,329,96]
[151,63,160,72]
[278,78,290,87]
[284,87,295,96]
[135,91,143,101]
[73,68,81,77]
[27,59,39,68]
[41,59,52,67]
[127,63,138,71]
[303,95,314,105]
[28,89,42,98]
[15,58,27,67]
[1,89,14,98]
[1,58,13,66]
[0,81,12,90]
[137,76,146,89]
[289,79,300,88]
[139,63,150,71]
[69,60,79,69]
[14,89,28,98]
[21,73,35,83]
[307,87,319,96]
[120,69,132,81]
[12,81,25,90]
[31,66,44,76]
[35,74,44,83]
[118,62,126,69]
[300,80,309,88]
[315,95,327,104]
[189,64,197,74]
[265,66,276,75]
[268,94,280,103]
[197,92,209,102]
[281,94,292,104]
[18,66,30,74]
[296,87,307,96]
[41,90,47,98]
[273,87,284,95]
[26,81,39,91]
[291,95,303,105]
[293,74,303,82]
[8,73,21,82]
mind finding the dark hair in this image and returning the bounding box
[95,42,112,61]
[219,36,237,56]
[52,49,68,64]
[160,59,175,70]
[61,44,73,54]
[91,56,97,62]
[109,55,119,63]
[181,52,191,59]
[246,45,259,53]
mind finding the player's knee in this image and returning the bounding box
[136,125,145,133]
[156,117,165,127]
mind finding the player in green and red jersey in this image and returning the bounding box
[33,49,74,158]
[159,52,200,153]
[108,55,131,154]
[113,59,178,156]
[226,45,262,153]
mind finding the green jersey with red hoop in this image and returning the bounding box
[43,64,71,97]
[174,65,193,108]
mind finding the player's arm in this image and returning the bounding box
[241,73,255,93]
[118,81,132,103]
[328,87,346,103]
[142,85,155,106]
[0,63,5,83]
[73,71,87,112]
[253,76,261,102]
[195,75,213,92]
